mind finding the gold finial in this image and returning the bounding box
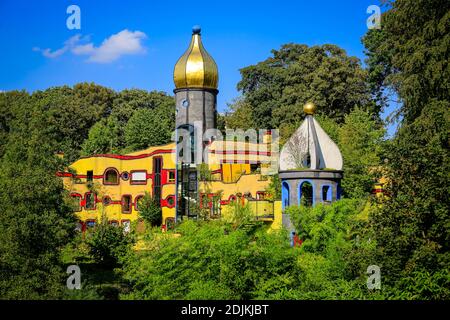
[303,102,316,115]
[173,26,219,90]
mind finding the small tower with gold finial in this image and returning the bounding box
[279,102,343,210]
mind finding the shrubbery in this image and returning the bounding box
[85,217,135,267]
[137,192,162,227]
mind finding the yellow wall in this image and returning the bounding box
[61,140,282,231]
[62,143,177,227]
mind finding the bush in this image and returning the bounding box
[85,217,135,267]
[120,220,297,300]
[137,192,162,226]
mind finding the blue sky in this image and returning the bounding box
[0,0,395,132]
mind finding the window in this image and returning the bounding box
[85,192,96,210]
[188,171,197,192]
[86,220,96,229]
[104,168,119,185]
[250,164,259,173]
[110,220,119,227]
[282,181,290,210]
[121,171,129,181]
[122,195,132,213]
[322,185,332,203]
[122,220,131,233]
[102,196,111,206]
[200,194,209,208]
[299,181,313,207]
[153,158,162,203]
[130,170,147,185]
[256,191,265,200]
[167,195,175,208]
[87,170,93,183]
[70,193,82,212]
[135,195,144,211]
[168,170,175,183]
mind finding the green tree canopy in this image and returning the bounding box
[338,108,385,199]
[363,0,450,296]
[81,117,121,156]
[232,44,378,132]
[0,94,76,299]
[123,103,174,152]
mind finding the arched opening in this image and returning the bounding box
[282,181,290,210]
[103,168,119,185]
[322,185,332,203]
[299,181,314,207]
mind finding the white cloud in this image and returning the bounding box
[33,35,82,58]
[33,30,147,63]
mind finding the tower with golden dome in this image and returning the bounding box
[173,25,218,141]
[173,26,220,218]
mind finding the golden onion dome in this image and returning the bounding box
[303,102,317,115]
[173,26,219,90]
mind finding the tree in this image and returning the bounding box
[85,215,134,267]
[371,102,449,297]
[234,44,377,132]
[0,91,29,159]
[363,0,449,124]
[123,104,174,152]
[137,192,162,227]
[224,98,255,130]
[111,89,174,127]
[32,83,115,162]
[0,95,76,299]
[363,0,450,298]
[338,108,385,199]
[81,116,121,156]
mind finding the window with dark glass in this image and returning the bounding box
[135,195,144,211]
[168,170,175,183]
[250,164,259,173]
[87,170,93,183]
[102,196,111,206]
[167,196,175,207]
[122,195,132,213]
[71,194,82,212]
[153,158,162,205]
[104,168,119,185]
[85,192,95,210]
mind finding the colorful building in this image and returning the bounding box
[59,26,345,232]
[59,26,283,231]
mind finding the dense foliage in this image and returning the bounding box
[85,217,135,267]
[362,0,450,299]
[0,92,76,299]
[226,43,379,139]
[0,0,448,300]
[137,192,162,227]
